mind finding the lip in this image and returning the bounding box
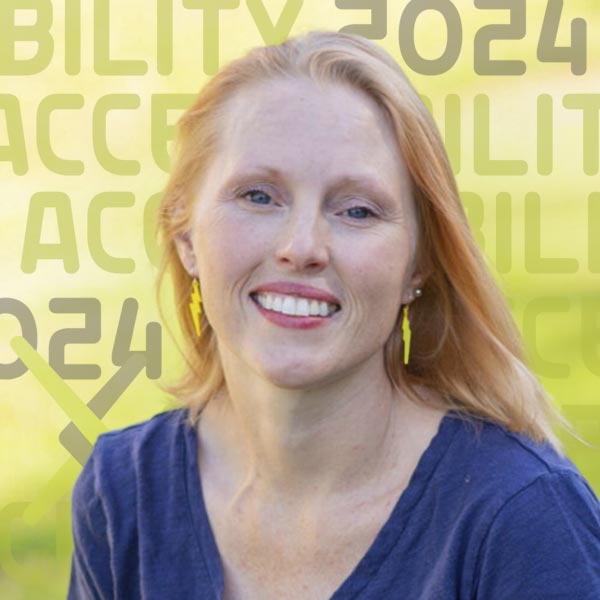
[250,281,341,305]
[250,297,336,329]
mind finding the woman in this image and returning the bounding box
[68,31,600,599]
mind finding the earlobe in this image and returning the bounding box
[174,231,198,278]
[402,288,424,307]
[401,272,425,305]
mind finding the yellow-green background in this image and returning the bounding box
[1,1,599,597]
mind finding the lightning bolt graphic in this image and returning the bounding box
[189,279,202,336]
[402,305,411,365]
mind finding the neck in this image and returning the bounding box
[197,346,426,505]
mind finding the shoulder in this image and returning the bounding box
[72,408,191,511]
[69,408,207,597]
[92,407,188,460]
[443,411,596,503]
[459,412,600,531]
[442,412,600,597]
[435,411,600,556]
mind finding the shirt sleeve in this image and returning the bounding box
[474,469,600,600]
[67,446,114,600]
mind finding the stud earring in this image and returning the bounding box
[189,279,203,337]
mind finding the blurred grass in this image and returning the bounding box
[2,1,600,597]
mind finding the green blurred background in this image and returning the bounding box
[1,0,599,597]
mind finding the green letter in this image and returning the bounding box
[65,0,81,75]
[495,192,512,274]
[582,297,600,377]
[182,0,240,75]
[151,93,195,172]
[94,0,147,75]
[523,296,570,378]
[248,0,303,44]
[0,94,27,174]
[88,192,135,273]
[37,94,84,175]
[21,192,79,273]
[474,95,527,175]
[0,0,53,75]
[588,193,600,273]
[524,192,578,273]
[157,0,173,75]
[93,94,141,175]
[537,94,553,175]
[460,191,485,250]
[445,94,461,174]
[563,94,600,176]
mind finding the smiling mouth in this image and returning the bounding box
[250,292,341,318]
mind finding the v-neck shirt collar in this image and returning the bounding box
[182,408,464,599]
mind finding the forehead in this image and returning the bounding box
[215,77,409,189]
[223,77,388,143]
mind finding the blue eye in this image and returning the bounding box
[346,206,375,219]
[242,189,272,205]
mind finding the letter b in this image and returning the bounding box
[0,0,54,75]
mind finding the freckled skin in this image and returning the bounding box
[173,76,445,600]
[179,76,421,390]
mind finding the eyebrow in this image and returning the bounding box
[222,166,399,207]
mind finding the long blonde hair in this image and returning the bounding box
[156,30,577,454]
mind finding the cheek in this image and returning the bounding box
[193,209,269,284]
[351,234,410,286]
[347,237,410,320]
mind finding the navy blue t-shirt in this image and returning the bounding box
[68,408,600,599]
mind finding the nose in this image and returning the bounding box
[274,206,330,273]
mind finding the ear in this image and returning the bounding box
[401,271,425,306]
[173,230,198,278]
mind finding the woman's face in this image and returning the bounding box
[176,76,421,388]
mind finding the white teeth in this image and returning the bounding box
[254,292,338,317]
[309,300,320,316]
[281,296,295,315]
[297,298,310,316]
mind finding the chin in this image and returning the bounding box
[254,361,336,390]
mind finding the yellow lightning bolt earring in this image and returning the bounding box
[402,288,422,365]
[189,278,203,337]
